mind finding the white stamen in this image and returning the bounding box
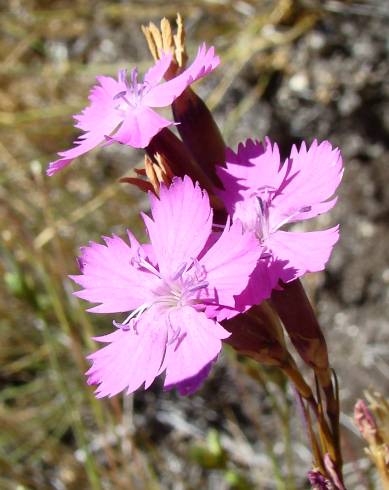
[271,206,312,233]
[114,255,211,333]
[131,254,162,279]
[113,302,151,330]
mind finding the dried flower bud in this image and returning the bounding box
[144,153,174,193]
[120,166,154,193]
[146,128,224,210]
[142,14,187,79]
[120,153,174,195]
[142,14,225,188]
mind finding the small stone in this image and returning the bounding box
[289,73,309,93]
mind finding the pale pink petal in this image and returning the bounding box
[268,226,340,282]
[143,44,219,107]
[181,44,219,83]
[271,140,343,227]
[162,307,229,389]
[126,229,142,251]
[199,219,262,314]
[86,310,168,397]
[203,304,240,323]
[270,197,339,227]
[142,176,212,276]
[47,120,119,175]
[126,230,158,267]
[74,75,123,130]
[143,53,173,86]
[109,105,173,148]
[216,138,285,215]
[70,234,159,313]
[47,77,123,175]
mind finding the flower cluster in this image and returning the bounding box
[49,39,343,398]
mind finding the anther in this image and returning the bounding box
[113,90,127,100]
[131,254,162,278]
[112,303,151,331]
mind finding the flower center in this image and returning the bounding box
[113,68,149,111]
[153,259,209,308]
[234,193,272,243]
[113,255,209,331]
[233,185,314,246]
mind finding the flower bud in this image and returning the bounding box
[270,279,330,379]
[172,87,226,187]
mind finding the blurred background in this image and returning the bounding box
[0,0,388,488]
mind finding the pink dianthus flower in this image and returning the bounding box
[216,138,343,287]
[70,177,262,397]
[47,44,219,176]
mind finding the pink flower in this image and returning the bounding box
[47,44,219,176]
[216,138,343,284]
[70,177,262,397]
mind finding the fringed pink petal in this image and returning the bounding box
[143,44,219,107]
[109,105,173,148]
[47,76,123,175]
[271,140,343,227]
[86,310,168,398]
[142,176,212,276]
[199,219,262,311]
[216,138,285,214]
[70,234,159,313]
[234,256,283,311]
[143,52,173,86]
[268,226,340,282]
[163,307,229,390]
